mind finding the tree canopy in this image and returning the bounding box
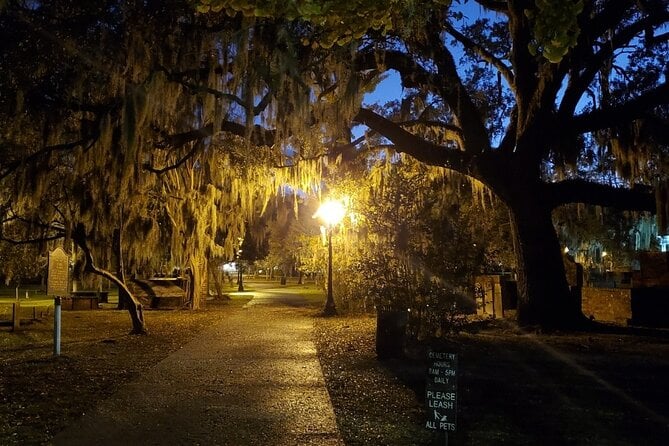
[1,0,668,329]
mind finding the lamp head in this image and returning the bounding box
[315,199,346,227]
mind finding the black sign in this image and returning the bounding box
[425,351,457,432]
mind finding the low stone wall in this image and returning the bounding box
[582,287,669,327]
[581,287,631,325]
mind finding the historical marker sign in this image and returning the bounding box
[47,247,70,296]
[425,351,457,432]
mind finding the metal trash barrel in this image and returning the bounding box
[375,306,408,359]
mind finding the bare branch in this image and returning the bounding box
[0,234,63,245]
[560,5,669,115]
[0,136,98,181]
[443,22,515,88]
[143,143,203,175]
[474,0,508,12]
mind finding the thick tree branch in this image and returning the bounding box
[0,234,63,245]
[354,108,474,173]
[398,119,464,146]
[148,118,279,173]
[507,0,540,120]
[220,121,276,146]
[424,19,491,153]
[154,120,275,152]
[144,143,203,175]
[577,0,636,50]
[498,106,518,153]
[355,49,436,90]
[158,63,273,117]
[547,179,655,211]
[570,82,669,133]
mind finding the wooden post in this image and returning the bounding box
[12,302,20,331]
[54,297,61,356]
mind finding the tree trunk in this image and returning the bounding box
[508,197,586,329]
[209,260,229,300]
[187,254,207,309]
[74,224,146,334]
[112,228,130,311]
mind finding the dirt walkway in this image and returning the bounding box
[53,287,343,446]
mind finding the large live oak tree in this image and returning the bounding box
[197,0,668,328]
[0,1,326,332]
[348,0,668,327]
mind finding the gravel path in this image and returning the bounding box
[53,286,343,446]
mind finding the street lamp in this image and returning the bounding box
[315,199,346,316]
[237,237,244,292]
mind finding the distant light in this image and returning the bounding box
[602,251,608,257]
[564,247,569,253]
[222,262,237,273]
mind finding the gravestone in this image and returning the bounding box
[47,247,69,296]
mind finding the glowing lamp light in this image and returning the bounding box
[315,199,346,227]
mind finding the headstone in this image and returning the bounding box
[47,247,70,296]
[425,351,458,432]
[633,252,669,287]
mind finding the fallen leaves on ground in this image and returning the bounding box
[314,315,435,446]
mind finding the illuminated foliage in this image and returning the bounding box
[0,1,335,330]
[525,0,584,62]
[193,0,453,48]
[316,156,514,319]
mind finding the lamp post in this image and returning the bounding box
[315,199,346,316]
[237,237,244,292]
